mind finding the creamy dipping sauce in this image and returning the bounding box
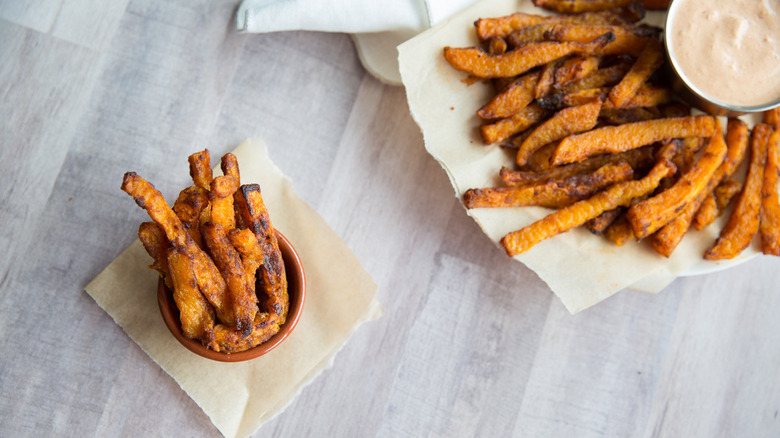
[668,0,780,108]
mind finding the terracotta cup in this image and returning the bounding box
[157,230,305,362]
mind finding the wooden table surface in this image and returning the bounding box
[2,1,779,437]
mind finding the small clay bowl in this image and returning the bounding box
[158,230,305,362]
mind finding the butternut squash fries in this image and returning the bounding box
[122,150,288,352]
[444,2,780,261]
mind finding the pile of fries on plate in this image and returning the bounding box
[443,0,780,260]
[122,150,289,353]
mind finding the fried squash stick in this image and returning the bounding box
[465,161,633,209]
[201,222,259,335]
[444,32,615,79]
[551,115,716,165]
[167,247,217,344]
[626,122,727,239]
[121,172,234,326]
[760,128,780,256]
[501,142,677,256]
[533,0,636,14]
[235,184,289,324]
[650,119,748,256]
[475,5,642,41]
[516,99,602,165]
[705,124,771,260]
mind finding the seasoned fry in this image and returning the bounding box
[551,115,717,165]
[760,129,780,255]
[604,213,634,245]
[544,24,656,56]
[443,32,614,78]
[715,119,750,178]
[506,24,555,46]
[121,172,232,326]
[535,59,561,99]
[500,143,677,256]
[692,180,743,231]
[603,85,672,109]
[173,186,209,247]
[445,4,780,263]
[653,138,684,192]
[123,172,195,251]
[228,227,264,278]
[209,175,239,229]
[202,222,258,334]
[714,179,743,210]
[599,107,660,125]
[765,108,780,128]
[138,221,172,289]
[559,61,632,95]
[214,312,281,353]
[658,103,691,118]
[501,145,653,186]
[487,38,516,92]
[167,247,216,341]
[675,137,700,173]
[235,184,289,323]
[585,207,624,234]
[627,129,726,239]
[546,86,673,110]
[718,121,751,169]
[522,142,558,173]
[125,150,292,353]
[554,56,600,89]
[516,99,602,165]
[651,120,749,255]
[691,194,718,231]
[474,7,641,41]
[465,161,633,208]
[188,149,213,191]
[691,120,750,230]
[607,39,664,107]
[553,87,615,109]
[523,142,559,173]
[682,135,706,154]
[220,152,240,185]
[488,36,508,55]
[533,0,635,14]
[478,71,540,119]
[539,87,609,109]
[481,103,548,144]
[705,124,771,260]
[475,12,552,41]
[503,123,540,150]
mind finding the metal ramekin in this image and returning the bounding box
[663,0,780,117]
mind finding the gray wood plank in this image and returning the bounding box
[0,19,101,293]
[0,1,249,436]
[51,0,131,50]
[261,75,464,437]
[513,288,682,437]
[377,250,550,437]
[0,0,62,33]
[209,30,366,207]
[644,258,780,438]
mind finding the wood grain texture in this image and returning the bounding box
[1,0,780,437]
[0,0,62,33]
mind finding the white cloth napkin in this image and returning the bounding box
[236,0,479,85]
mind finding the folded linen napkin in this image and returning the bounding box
[235,0,479,85]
